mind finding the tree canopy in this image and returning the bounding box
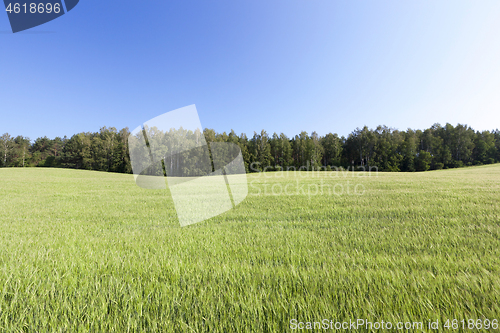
[1,123,499,173]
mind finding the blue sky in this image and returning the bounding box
[1,0,500,141]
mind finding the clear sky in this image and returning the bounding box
[1,0,500,141]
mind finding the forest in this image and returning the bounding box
[1,123,499,173]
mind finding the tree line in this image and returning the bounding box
[1,123,499,173]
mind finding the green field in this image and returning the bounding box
[0,165,499,332]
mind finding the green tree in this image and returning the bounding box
[0,133,14,167]
[249,130,273,171]
[12,136,31,167]
[400,129,418,172]
[321,133,342,167]
[415,150,432,171]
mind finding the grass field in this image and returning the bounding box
[0,165,499,332]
